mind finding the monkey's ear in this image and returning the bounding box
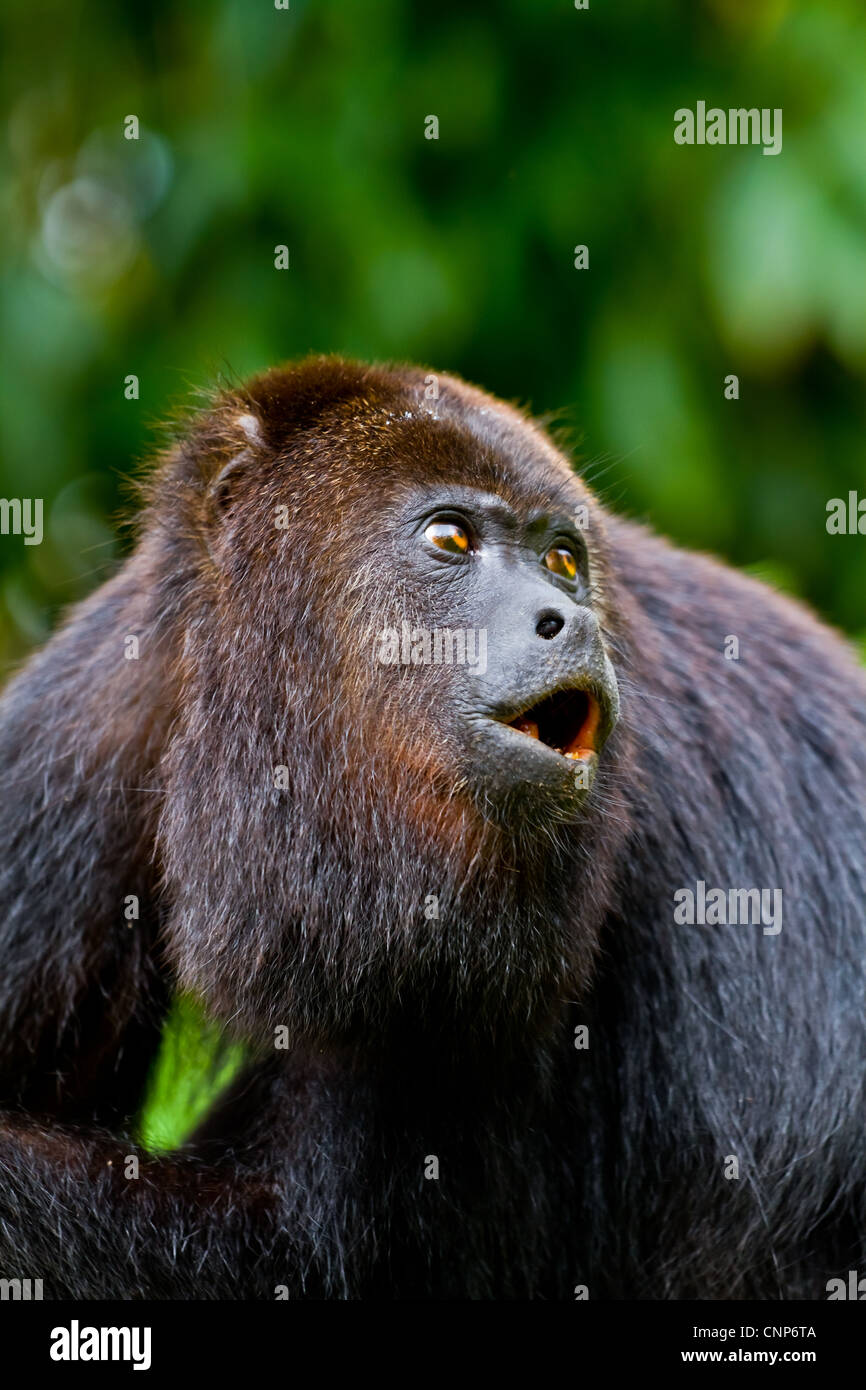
[207,411,267,519]
[209,451,251,515]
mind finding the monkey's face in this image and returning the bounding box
[163,364,629,1043]
[376,479,620,816]
[200,373,621,831]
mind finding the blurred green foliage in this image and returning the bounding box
[1,0,865,653]
[1,0,865,663]
[1,0,865,1143]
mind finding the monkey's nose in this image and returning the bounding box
[535,610,565,640]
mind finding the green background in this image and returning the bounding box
[1,0,865,1142]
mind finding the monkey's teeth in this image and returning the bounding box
[565,749,594,761]
[513,717,540,739]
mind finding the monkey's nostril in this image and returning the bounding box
[536,610,565,640]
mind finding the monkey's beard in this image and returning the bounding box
[157,607,626,1060]
[160,712,625,1062]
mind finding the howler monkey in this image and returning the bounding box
[0,357,864,1299]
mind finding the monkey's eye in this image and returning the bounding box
[424,520,471,554]
[543,545,578,581]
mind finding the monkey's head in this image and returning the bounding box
[152,359,632,1052]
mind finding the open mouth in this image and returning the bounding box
[506,688,600,761]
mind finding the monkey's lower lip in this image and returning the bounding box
[504,689,600,761]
